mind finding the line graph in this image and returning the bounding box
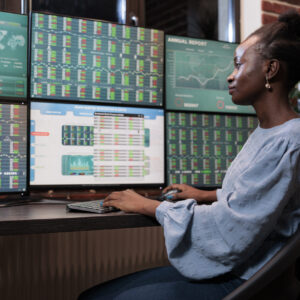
[175,52,233,90]
[165,35,255,114]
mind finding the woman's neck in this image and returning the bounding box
[253,94,299,129]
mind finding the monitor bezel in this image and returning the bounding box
[29,100,166,190]
[0,100,29,196]
[162,33,256,189]
[0,11,28,102]
[165,109,259,189]
[28,10,165,108]
[163,33,257,115]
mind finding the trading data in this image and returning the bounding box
[0,12,27,99]
[30,13,164,106]
[0,103,27,192]
[165,35,254,114]
[167,112,258,187]
[30,102,164,186]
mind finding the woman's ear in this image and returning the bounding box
[265,59,280,80]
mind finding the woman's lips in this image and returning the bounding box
[228,86,235,95]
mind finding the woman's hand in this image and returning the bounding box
[162,184,217,204]
[103,189,160,217]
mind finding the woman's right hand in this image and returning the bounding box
[162,184,217,204]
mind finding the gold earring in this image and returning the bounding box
[265,75,271,90]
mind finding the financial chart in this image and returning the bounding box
[166,112,258,187]
[0,103,27,192]
[30,13,164,106]
[165,35,254,114]
[0,12,27,99]
[175,52,232,91]
[30,102,164,186]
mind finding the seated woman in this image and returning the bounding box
[79,10,300,300]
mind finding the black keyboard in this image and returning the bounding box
[67,199,119,214]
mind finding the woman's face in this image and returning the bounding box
[227,35,267,106]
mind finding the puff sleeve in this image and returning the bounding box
[156,135,300,280]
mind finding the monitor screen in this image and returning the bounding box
[166,111,258,187]
[30,102,165,187]
[0,12,28,100]
[165,35,254,114]
[0,102,27,193]
[30,12,164,106]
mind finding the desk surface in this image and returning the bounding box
[0,200,159,236]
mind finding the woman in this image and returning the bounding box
[79,10,300,300]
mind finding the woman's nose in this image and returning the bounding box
[227,72,234,83]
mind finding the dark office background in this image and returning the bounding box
[31,0,120,22]
[0,0,241,41]
[31,0,219,40]
[145,0,218,40]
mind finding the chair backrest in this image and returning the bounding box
[223,226,300,300]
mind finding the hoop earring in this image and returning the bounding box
[265,75,271,90]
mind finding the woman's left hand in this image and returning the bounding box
[103,189,160,217]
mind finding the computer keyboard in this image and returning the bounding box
[67,199,119,214]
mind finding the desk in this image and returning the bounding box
[0,200,166,300]
[0,200,159,236]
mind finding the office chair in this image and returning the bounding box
[223,226,300,300]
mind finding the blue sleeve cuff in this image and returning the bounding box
[155,200,175,226]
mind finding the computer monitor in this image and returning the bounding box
[0,102,27,193]
[166,111,258,188]
[30,101,165,187]
[165,34,254,114]
[30,12,164,106]
[0,12,28,100]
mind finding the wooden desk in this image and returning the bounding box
[0,199,159,236]
[0,199,166,300]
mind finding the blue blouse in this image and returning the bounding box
[156,118,300,280]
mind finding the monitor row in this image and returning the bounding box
[0,10,254,115]
[0,102,258,193]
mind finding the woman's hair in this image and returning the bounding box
[247,9,300,90]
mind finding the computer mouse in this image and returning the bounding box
[159,188,181,201]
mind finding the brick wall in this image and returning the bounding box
[261,0,300,24]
